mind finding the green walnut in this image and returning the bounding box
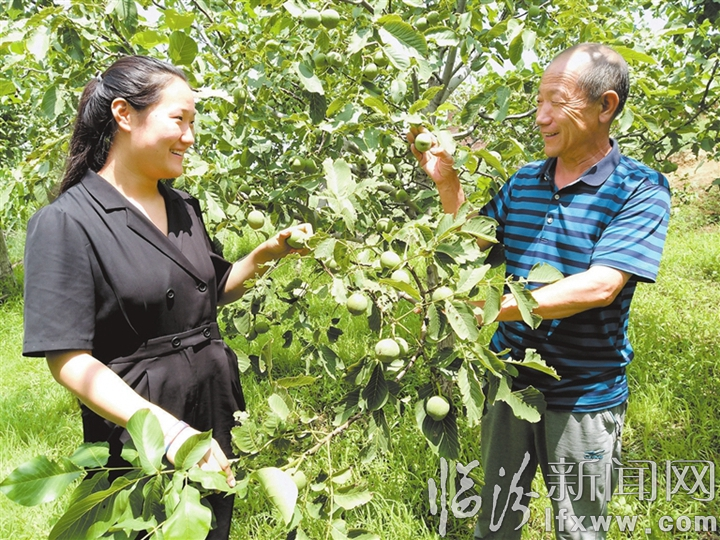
[292,470,308,490]
[431,286,454,302]
[391,269,411,284]
[375,338,401,362]
[320,8,340,29]
[380,251,402,270]
[247,210,265,230]
[302,9,322,28]
[426,395,450,421]
[286,229,310,249]
[346,293,369,316]
[254,320,270,334]
[414,132,433,153]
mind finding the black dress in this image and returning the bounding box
[23,170,245,539]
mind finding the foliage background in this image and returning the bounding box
[2,0,720,538]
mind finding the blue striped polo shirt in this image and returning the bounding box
[482,140,671,412]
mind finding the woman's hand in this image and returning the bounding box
[219,222,315,305]
[257,222,314,262]
[165,425,236,488]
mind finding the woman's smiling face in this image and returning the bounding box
[127,76,196,181]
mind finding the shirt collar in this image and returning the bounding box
[538,139,621,187]
[79,169,180,211]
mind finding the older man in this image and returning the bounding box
[409,43,671,538]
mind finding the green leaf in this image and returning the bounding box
[204,191,225,223]
[169,31,198,66]
[296,61,324,95]
[125,409,164,474]
[0,79,16,96]
[427,303,449,342]
[275,375,318,388]
[334,487,373,510]
[476,149,507,179]
[378,16,428,56]
[162,484,212,540]
[324,158,356,200]
[445,300,480,342]
[362,363,389,411]
[497,380,546,423]
[164,8,195,30]
[113,0,138,33]
[268,393,291,421]
[456,265,490,295]
[613,45,656,65]
[482,284,502,325]
[49,476,132,540]
[472,344,506,376]
[255,467,298,525]
[173,430,213,471]
[309,92,327,123]
[69,443,110,469]
[508,281,541,329]
[0,456,82,506]
[187,467,233,492]
[438,412,460,460]
[505,348,560,380]
[527,262,564,283]
[379,277,421,301]
[462,215,498,243]
[458,363,485,427]
[425,28,458,47]
[41,86,64,120]
[509,27,524,65]
[363,96,389,115]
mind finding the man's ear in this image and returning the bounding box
[110,98,133,133]
[599,90,620,123]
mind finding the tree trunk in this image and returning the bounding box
[0,228,16,295]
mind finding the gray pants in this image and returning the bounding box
[474,400,627,540]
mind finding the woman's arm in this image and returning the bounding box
[46,350,235,486]
[219,223,313,305]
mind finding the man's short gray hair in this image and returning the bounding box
[555,43,630,120]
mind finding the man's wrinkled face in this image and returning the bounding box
[536,53,604,163]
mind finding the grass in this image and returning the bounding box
[1,187,719,539]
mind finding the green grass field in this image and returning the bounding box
[1,188,719,539]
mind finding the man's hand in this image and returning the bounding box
[407,126,460,187]
[407,126,465,215]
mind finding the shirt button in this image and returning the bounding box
[197,283,208,292]
[203,328,211,338]
[547,216,554,224]
[166,288,175,299]
[553,194,560,200]
[171,337,181,348]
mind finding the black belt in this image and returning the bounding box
[127,322,221,359]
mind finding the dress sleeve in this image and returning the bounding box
[591,179,671,283]
[23,206,97,357]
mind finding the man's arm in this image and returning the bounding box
[408,127,494,251]
[472,265,631,323]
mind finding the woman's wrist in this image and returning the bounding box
[163,420,189,455]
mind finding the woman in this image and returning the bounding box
[22,56,310,539]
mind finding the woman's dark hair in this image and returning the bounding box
[60,56,187,193]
